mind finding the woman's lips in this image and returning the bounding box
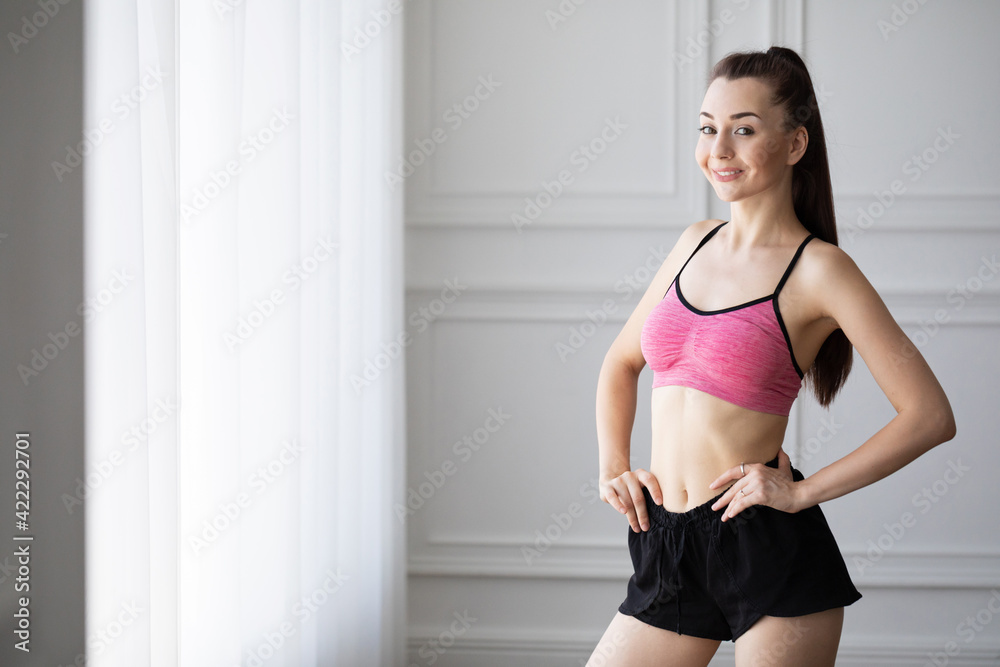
[712,169,744,182]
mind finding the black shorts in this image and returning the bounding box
[618,455,862,642]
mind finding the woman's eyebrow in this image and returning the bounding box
[699,111,762,120]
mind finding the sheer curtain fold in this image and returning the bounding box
[84,1,405,665]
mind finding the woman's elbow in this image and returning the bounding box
[928,403,957,445]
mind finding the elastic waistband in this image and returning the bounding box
[642,453,780,529]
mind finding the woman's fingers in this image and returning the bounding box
[710,454,800,520]
[710,481,740,513]
[635,468,663,506]
[624,475,649,532]
[600,471,659,532]
[607,453,799,526]
[777,447,793,474]
[720,487,752,522]
[708,462,743,490]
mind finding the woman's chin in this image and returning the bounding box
[711,188,741,203]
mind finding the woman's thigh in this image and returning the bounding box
[586,612,722,667]
[733,607,844,667]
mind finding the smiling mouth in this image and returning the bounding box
[712,169,744,182]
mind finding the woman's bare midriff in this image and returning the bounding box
[650,385,788,512]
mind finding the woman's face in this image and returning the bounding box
[695,76,805,203]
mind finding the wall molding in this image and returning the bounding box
[798,0,1000,230]
[405,0,710,227]
[404,206,1000,231]
[835,194,1000,231]
[404,287,1000,326]
[409,548,1000,590]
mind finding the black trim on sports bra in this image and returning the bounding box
[662,220,816,377]
[774,231,815,296]
[773,298,806,379]
[662,221,728,300]
[773,233,816,379]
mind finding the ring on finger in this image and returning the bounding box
[740,487,747,496]
[740,462,745,477]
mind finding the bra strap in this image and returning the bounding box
[773,233,815,295]
[675,221,728,280]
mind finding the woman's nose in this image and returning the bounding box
[711,136,733,160]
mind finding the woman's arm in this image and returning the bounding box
[710,240,956,520]
[596,219,719,530]
[595,283,663,533]
[791,243,957,510]
[596,356,639,487]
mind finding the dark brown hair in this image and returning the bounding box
[709,45,852,407]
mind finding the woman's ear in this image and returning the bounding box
[787,126,808,166]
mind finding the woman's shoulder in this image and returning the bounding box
[802,235,856,269]
[677,218,727,247]
[688,218,727,235]
[659,218,726,264]
[798,235,867,291]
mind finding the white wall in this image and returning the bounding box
[404,1,1000,665]
[0,1,86,663]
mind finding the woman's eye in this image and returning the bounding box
[698,126,754,135]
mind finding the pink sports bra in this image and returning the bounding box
[640,221,815,417]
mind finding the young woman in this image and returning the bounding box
[588,46,955,667]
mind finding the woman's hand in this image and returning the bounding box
[708,448,803,521]
[599,469,663,532]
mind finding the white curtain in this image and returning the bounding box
[83,1,406,665]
